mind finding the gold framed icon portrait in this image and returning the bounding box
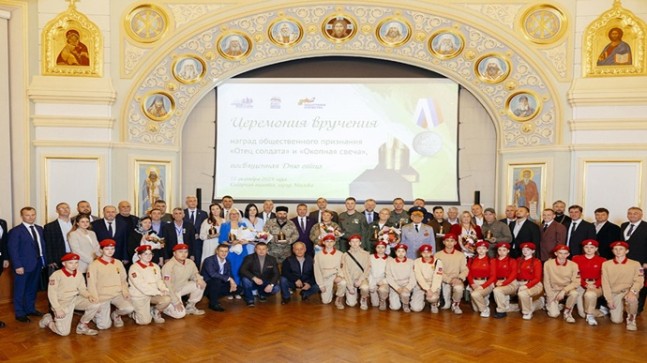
[375,17,412,47]
[475,54,511,84]
[507,163,546,221]
[141,91,175,122]
[217,31,253,60]
[172,55,206,84]
[429,29,464,60]
[322,14,357,43]
[506,91,541,122]
[134,159,172,217]
[268,18,304,47]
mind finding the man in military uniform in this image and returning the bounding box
[86,239,134,329]
[338,197,369,252]
[401,207,436,259]
[161,243,206,318]
[263,206,298,264]
[543,244,580,323]
[388,197,409,227]
[481,207,513,258]
[128,245,171,324]
[602,241,644,331]
[341,235,370,309]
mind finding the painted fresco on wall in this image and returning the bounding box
[376,17,411,47]
[172,55,206,84]
[508,164,545,221]
[217,32,252,60]
[322,14,357,42]
[429,30,464,59]
[135,160,171,217]
[506,91,541,122]
[142,92,174,121]
[475,54,510,84]
[268,18,303,47]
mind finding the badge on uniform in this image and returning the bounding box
[131,272,137,278]
[164,275,170,281]
[424,232,429,237]
[639,268,644,277]
[49,279,56,286]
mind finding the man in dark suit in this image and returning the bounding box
[201,244,237,311]
[594,207,622,259]
[291,203,317,256]
[161,208,196,261]
[279,242,319,304]
[565,205,596,256]
[510,206,540,257]
[0,217,9,327]
[621,206,647,313]
[362,198,380,225]
[239,242,280,307]
[184,195,208,263]
[428,206,452,252]
[309,197,339,223]
[539,208,567,261]
[43,202,72,276]
[260,200,276,221]
[8,207,46,322]
[153,200,173,223]
[552,200,572,227]
[75,200,99,222]
[499,205,517,233]
[91,205,128,261]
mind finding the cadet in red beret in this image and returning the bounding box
[86,239,134,329]
[572,239,606,325]
[434,233,468,314]
[128,244,171,325]
[411,244,443,313]
[601,241,644,331]
[468,241,496,317]
[516,242,544,320]
[543,244,580,323]
[385,243,416,312]
[161,243,206,318]
[39,253,101,336]
[368,240,391,310]
[341,234,370,310]
[314,232,346,309]
[492,241,518,318]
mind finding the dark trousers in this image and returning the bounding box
[241,277,279,303]
[279,276,320,299]
[13,262,42,317]
[205,279,230,307]
[193,239,204,267]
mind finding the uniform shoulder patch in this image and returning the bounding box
[131,272,137,278]
[49,279,56,286]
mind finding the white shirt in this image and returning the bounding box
[625,220,641,239]
[474,216,484,227]
[22,222,44,257]
[595,221,606,233]
[513,218,526,237]
[57,218,73,253]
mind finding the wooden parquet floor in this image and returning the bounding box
[0,292,645,362]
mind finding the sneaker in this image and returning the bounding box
[151,309,165,324]
[563,312,575,323]
[235,294,242,300]
[627,315,637,331]
[508,303,520,312]
[586,314,598,326]
[185,305,206,315]
[599,305,609,316]
[403,304,411,313]
[536,296,546,311]
[360,297,368,311]
[493,311,507,319]
[430,304,439,314]
[227,295,234,300]
[522,313,533,320]
[38,313,53,329]
[247,301,255,308]
[111,311,124,328]
[335,297,345,310]
[379,300,387,311]
[452,304,463,315]
[480,307,490,318]
[76,323,99,336]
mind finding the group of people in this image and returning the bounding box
[0,196,644,334]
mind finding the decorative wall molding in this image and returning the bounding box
[28,76,116,105]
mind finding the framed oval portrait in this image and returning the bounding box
[322,14,357,43]
[376,17,412,47]
[172,55,206,84]
[506,91,541,122]
[429,30,465,59]
[217,31,253,60]
[142,91,175,122]
[268,18,304,47]
[475,54,511,84]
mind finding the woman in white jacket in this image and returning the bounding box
[68,215,100,274]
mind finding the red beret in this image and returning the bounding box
[99,239,116,248]
[375,241,387,248]
[61,253,80,262]
[496,242,511,250]
[135,245,152,254]
[581,239,599,247]
[443,233,458,241]
[610,241,629,249]
[552,244,569,253]
[520,242,536,250]
[418,244,433,253]
[173,243,189,251]
[348,234,362,241]
[394,243,408,251]
[475,240,489,249]
[321,234,336,242]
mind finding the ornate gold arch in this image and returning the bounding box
[121,2,563,149]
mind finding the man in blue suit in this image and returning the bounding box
[8,207,46,322]
[280,241,319,304]
[184,195,208,263]
[201,244,237,311]
[91,205,128,261]
[290,203,317,256]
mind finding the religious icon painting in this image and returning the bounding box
[142,91,175,122]
[322,14,357,43]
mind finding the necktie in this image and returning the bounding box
[543,223,548,232]
[191,211,195,226]
[108,222,114,237]
[30,226,45,266]
[300,218,305,231]
[415,224,419,232]
[367,212,373,224]
[627,224,635,238]
[568,222,577,246]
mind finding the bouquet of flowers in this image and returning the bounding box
[255,231,273,243]
[379,227,401,255]
[236,226,257,242]
[459,234,477,254]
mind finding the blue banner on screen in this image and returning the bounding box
[215,78,459,203]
